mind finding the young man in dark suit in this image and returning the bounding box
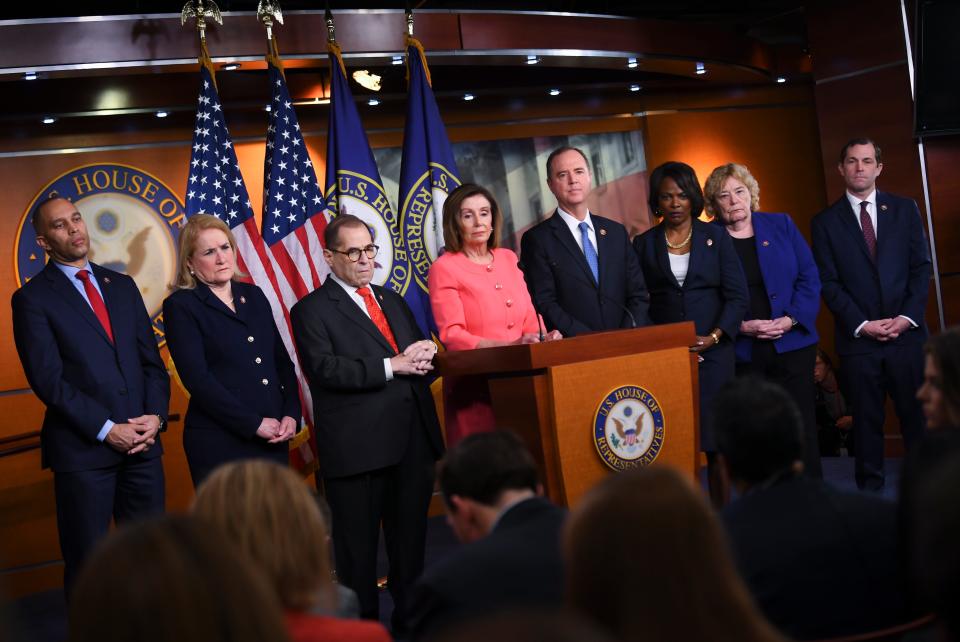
[11,197,170,592]
[290,214,444,636]
[811,138,931,491]
[520,146,650,336]
[407,431,566,640]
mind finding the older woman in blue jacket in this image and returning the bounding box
[705,163,822,477]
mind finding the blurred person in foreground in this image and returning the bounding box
[716,376,906,639]
[192,460,390,642]
[68,515,289,642]
[163,214,300,486]
[407,431,566,640]
[565,465,785,642]
[705,162,822,477]
[429,184,560,445]
[814,348,853,456]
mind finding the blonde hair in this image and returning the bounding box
[703,163,761,218]
[192,460,335,612]
[174,214,244,289]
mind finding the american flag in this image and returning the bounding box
[184,47,317,474]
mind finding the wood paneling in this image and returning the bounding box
[806,0,907,81]
[923,135,960,276]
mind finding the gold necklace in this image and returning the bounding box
[665,227,693,249]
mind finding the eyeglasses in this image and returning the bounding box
[330,244,379,262]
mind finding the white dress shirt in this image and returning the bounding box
[556,207,598,257]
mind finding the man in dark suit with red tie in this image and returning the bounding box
[290,214,444,636]
[520,146,650,336]
[811,138,931,491]
[11,197,170,591]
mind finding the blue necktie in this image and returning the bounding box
[579,221,599,284]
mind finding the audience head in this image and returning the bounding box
[919,328,960,430]
[911,451,960,641]
[192,460,334,612]
[703,162,761,220]
[565,465,784,642]
[648,161,705,221]
[430,610,616,642]
[322,214,377,288]
[442,183,503,253]
[174,213,241,289]
[438,430,540,543]
[814,348,835,384]
[68,515,289,642]
[714,376,804,487]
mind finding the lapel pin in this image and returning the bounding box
[103,277,111,284]
[762,240,770,247]
[880,204,888,211]
[599,228,607,236]
[239,295,246,304]
[706,238,713,247]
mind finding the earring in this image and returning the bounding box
[190,269,195,276]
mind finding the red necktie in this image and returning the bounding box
[859,201,877,262]
[75,269,114,342]
[356,286,398,353]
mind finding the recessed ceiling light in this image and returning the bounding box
[630,84,641,92]
[222,63,240,71]
[548,88,561,96]
[156,110,169,118]
[367,98,380,106]
[463,93,475,101]
[24,71,38,80]
[526,55,540,65]
[776,76,786,83]
[42,116,56,124]
[695,62,706,75]
[627,57,638,69]
[392,55,403,65]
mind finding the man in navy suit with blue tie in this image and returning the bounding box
[520,146,650,336]
[811,138,931,490]
[12,197,169,591]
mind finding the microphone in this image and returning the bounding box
[516,260,546,342]
[547,258,637,329]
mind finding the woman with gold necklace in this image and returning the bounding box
[633,161,748,506]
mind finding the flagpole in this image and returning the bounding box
[257,0,284,43]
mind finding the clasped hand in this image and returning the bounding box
[740,317,793,340]
[391,340,438,376]
[517,330,563,344]
[105,414,160,455]
[256,416,298,443]
[861,317,911,341]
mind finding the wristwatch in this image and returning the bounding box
[155,415,168,433]
[788,315,798,327]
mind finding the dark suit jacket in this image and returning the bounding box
[162,281,300,472]
[722,476,907,640]
[11,261,169,472]
[811,192,930,356]
[290,278,443,479]
[726,211,820,363]
[519,211,650,336]
[407,497,566,640]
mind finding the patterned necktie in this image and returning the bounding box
[859,201,877,262]
[356,286,398,353]
[75,269,114,342]
[579,221,599,284]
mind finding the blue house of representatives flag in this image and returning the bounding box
[398,35,461,335]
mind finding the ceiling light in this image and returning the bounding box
[367,98,380,106]
[630,84,641,92]
[24,71,38,80]
[42,116,56,124]
[353,69,382,92]
[156,110,169,118]
[526,55,540,65]
[776,76,786,83]
[548,88,561,96]
[695,62,706,75]
[222,63,240,71]
[392,55,403,65]
[463,93,475,101]
[627,57,638,69]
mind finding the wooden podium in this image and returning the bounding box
[437,322,700,506]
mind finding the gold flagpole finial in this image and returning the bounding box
[406,9,414,37]
[257,0,284,41]
[181,0,222,42]
[325,8,336,44]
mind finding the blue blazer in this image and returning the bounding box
[724,212,821,363]
[163,281,300,447]
[633,218,748,339]
[811,192,931,356]
[519,211,651,337]
[11,261,170,472]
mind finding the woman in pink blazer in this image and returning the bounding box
[428,183,561,445]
